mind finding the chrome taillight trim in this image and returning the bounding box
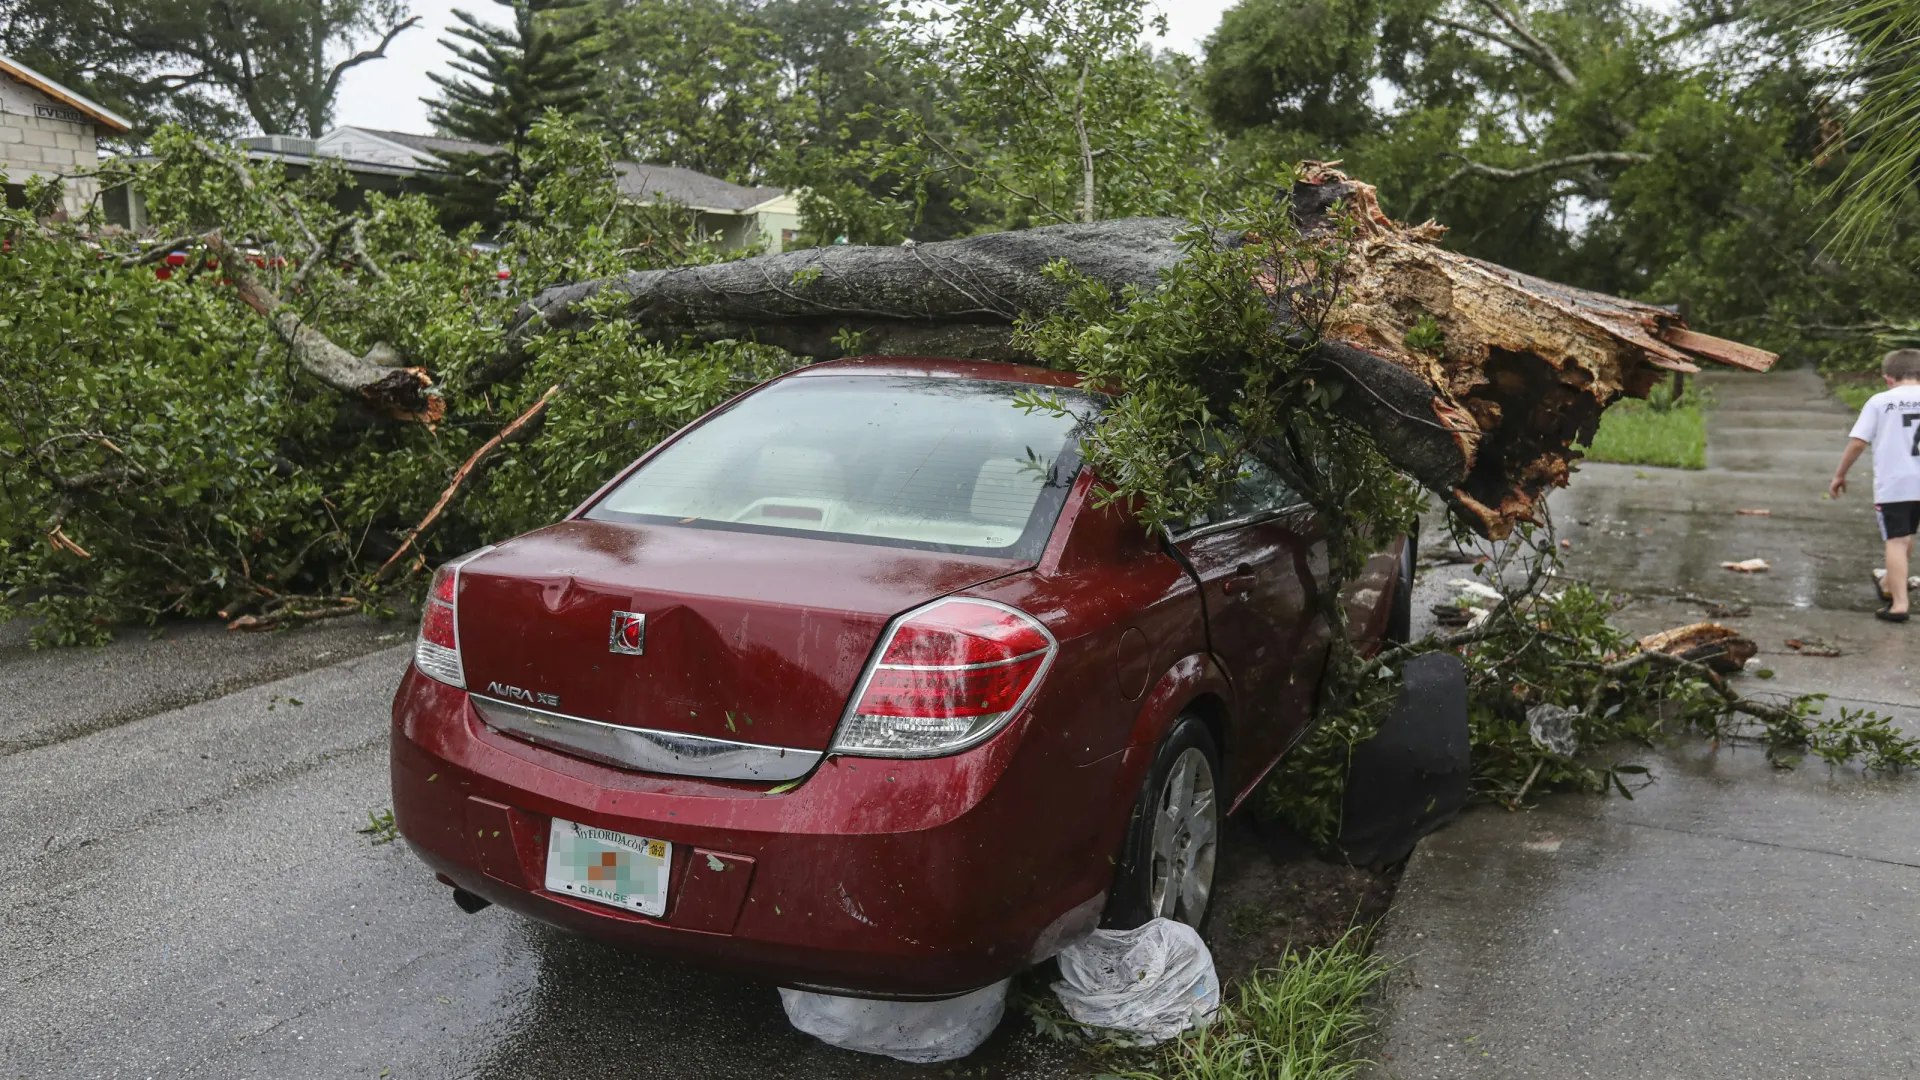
[470,695,822,782]
[829,595,1058,759]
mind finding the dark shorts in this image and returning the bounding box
[1879,502,1920,540]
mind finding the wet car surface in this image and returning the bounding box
[392,357,1404,998]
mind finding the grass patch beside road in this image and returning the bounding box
[1582,383,1707,470]
[1831,381,1876,411]
[1127,929,1389,1080]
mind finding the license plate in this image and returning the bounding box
[544,817,671,917]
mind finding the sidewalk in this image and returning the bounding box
[1367,369,1920,1078]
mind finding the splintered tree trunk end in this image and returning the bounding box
[1288,163,1774,537]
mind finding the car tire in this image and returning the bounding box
[1102,713,1222,932]
[1385,534,1416,646]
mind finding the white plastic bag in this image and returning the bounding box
[778,978,1009,1063]
[1051,918,1220,1044]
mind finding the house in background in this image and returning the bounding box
[112,124,801,251]
[615,161,801,252]
[0,55,131,218]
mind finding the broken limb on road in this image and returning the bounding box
[504,164,1774,538]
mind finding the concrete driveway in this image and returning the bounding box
[1367,368,1920,1079]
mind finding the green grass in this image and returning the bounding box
[1582,398,1707,470]
[1125,929,1390,1080]
[1832,382,1877,411]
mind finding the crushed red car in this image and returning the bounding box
[390,356,1410,999]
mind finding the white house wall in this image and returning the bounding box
[0,70,99,216]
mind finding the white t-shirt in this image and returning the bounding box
[1849,384,1920,503]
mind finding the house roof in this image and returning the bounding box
[615,162,786,213]
[353,128,501,160]
[0,55,132,133]
[239,125,791,216]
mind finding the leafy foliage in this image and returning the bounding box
[587,0,802,184]
[427,0,602,228]
[0,116,784,645]
[1259,532,1920,850]
[1807,0,1920,251]
[846,0,1218,230]
[1196,0,1920,374]
[1016,190,1423,698]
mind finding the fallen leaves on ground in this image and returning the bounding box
[1786,637,1844,658]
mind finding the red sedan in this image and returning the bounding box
[390,357,1409,999]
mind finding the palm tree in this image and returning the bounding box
[1812,0,1920,248]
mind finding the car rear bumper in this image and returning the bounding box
[389,665,1123,998]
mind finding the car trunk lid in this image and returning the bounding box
[455,519,1027,757]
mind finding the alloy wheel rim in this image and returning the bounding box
[1147,746,1218,927]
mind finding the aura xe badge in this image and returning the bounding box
[610,610,646,655]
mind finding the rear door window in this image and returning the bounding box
[586,374,1097,559]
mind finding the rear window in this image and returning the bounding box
[585,374,1097,559]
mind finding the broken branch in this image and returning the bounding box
[201,230,440,422]
[375,384,561,582]
[1469,0,1581,88]
[1440,151,1653,188]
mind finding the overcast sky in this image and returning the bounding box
[330,0,1239,134]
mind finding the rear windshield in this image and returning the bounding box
[585,374,1096,559]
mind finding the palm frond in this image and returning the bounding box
[1810,0,1920,251]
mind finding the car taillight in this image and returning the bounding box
[414,548,490,688]
[832,598,1056,757]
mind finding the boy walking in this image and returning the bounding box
[1830,348,1920,622]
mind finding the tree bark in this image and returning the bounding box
[203,231,442,422]
[505,165,1773,538]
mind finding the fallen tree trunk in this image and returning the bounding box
[504,164,1773,537]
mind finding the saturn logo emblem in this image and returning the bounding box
[609,611,646,655]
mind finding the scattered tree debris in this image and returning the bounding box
[1692,597,1752,618]
[1637,622,1758,674]
[1721,558,1771,573]
[1785,637,1844,658]
[1736,508,1772,516]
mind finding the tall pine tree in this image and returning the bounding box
[425,0,598,228]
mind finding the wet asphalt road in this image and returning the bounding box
[0,618,1082,1080]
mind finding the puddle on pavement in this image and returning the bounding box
[1545,470,1884,614]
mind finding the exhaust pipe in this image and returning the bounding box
[452,887,492,914]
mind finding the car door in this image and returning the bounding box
[1171,455,1331,806]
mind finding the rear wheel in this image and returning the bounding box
[1103,714,1221,931]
